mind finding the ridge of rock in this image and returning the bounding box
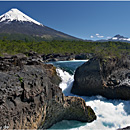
[0,54,96,129]
[71,56,130,100]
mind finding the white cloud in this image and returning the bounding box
[90,34,105,39]
[127,38,130,41]
[97,35,104,38]
[95,33,104,38]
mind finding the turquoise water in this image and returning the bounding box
[47,60,88,75]
[48,60,130,130]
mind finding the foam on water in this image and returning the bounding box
[56,68,74,96]
[52,60,88,63]
[50,68,130,130]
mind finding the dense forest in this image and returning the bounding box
[0,38,130,57]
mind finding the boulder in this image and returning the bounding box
[75,53,94,60]
[75,54,87,60]
[71,56,130,100]
[0,55,96,129]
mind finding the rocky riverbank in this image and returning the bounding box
[118,126,130,130]
[71,56,130,100]
[41,53,94,62]
[0,54,96,129]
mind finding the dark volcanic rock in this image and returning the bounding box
[41,53,94,62]
[118,126,130,130]
[75,54,87,60]
[0,20,79,41]
[0,55,96,129]
[71,56,130,100]
[75,53,93,60]
[41,53,75,62]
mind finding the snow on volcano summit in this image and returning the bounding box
[0,8,43,26]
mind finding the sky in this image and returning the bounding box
[0,1,130,40]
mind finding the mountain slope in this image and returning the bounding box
[97,34,130,43]
[0,8,79,41]
[108,34,130,42]
[0,8,42,26]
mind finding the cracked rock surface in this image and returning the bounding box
[71,56,130,100]
[0,54,96,129]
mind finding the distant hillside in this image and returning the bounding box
[0,33,47,42]
[97,34,130,43]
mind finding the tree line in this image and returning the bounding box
[0,39,129,57]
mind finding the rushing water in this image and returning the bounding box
[48,60,130,130]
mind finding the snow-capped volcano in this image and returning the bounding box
[110,34,130,41]
[0,8,78,40]
[97,34,130,43]
[0,8,42,26]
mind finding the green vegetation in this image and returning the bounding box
[0,38,130,57]
[0,33,47,42]
[87,106,96,121]
[19,77,23,83]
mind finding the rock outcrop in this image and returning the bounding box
[71,56,130,100]
[41,53,94,62]
[75,53,93,60]
[118,126,130,130]
[0,55,96,129]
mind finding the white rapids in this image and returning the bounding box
[50,68,130,130]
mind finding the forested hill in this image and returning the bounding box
[0,39,129,57]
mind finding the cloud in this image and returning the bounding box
[97,35,104,38]
[96,34,99,36]
[95,33,104,38]
[90,33,104,39]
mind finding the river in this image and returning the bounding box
[47,60,130,130]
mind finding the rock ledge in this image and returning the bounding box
[0,54,96,129]
[71,56,130,100]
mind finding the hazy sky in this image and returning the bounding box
[0,1,130,40]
